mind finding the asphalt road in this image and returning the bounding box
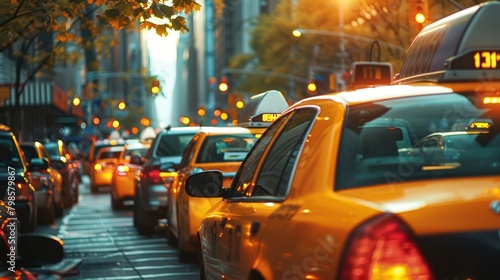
[38,175,200,279]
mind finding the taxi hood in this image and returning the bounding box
[337,176,500,235]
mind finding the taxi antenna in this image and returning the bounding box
[369,41,381,62]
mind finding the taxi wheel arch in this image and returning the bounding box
[249,270,265,280]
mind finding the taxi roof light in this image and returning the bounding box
[396,2,500,84]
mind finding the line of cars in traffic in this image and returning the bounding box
[0,124,81,233]
[0,124,84,277]
[84,3,500,277]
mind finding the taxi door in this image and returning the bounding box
[210,108,317,279]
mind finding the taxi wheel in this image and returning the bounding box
[38,199,55,225]
[90,184,98,194]
[198,235,206,280]
[135,199,155,235]
[111,195,123,210]
[166,225,178,247]
[133,196,138,227]
[72,178,79,204]
[178,223,195,262]
[62,188,73,209]
[54,199,64,218]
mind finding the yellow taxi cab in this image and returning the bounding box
[110,142,150,209]
[166,126,258,261]
[89,146,123,192]
[183,2,500,279]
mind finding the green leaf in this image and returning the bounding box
[158,4,175,18]
[151,3,164,18]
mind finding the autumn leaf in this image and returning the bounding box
[140,21,156,31]
[183,2,201,15]
[104,9,121,19]
[156,24,168,36]
[107,16,131,30]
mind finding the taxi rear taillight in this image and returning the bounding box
[116,164,130,176]
[340,214,433,280]
[147,169,162,184]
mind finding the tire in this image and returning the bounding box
[198,235,206,280]
[133,196,138,227]
[90,183,98,194]
[72,178,80,204]
[178,221,195,262]
[54,198,64,218]
[38,200,55,225]
[166,225,178,247]
[111,194,123,210]
[135,198,155,235]
[137,224,155,235]
[62,180,73,209]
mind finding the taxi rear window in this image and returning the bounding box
[336,92,500,190]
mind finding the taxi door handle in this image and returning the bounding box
[220,217,228,228]
[250,221,260,236]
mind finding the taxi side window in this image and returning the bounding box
[251,109,316,197]
[229,114,291,197]
[179,137,198,168]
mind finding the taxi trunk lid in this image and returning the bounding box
[338,176,500,279]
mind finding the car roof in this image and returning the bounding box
[161,126,202,134]
[290,80,500,109]
[289,84,453,108]
[123,143,150,150]
[97,146,124,154]
[194,126,254,136]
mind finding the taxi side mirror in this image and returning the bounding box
[18,233,64,267]
[185,171,224,198]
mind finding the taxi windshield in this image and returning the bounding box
[336,92,500,190]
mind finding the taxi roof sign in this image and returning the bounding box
[350,61,393,89]
[237,90,289,128]
[396,2,500,84]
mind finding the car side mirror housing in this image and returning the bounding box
[185,170,224,198]
[28,158,49,172]
[18,233,64,267]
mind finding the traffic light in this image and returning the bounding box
[197,106,206,116]
[151,78,160,94]
[219,77,229,93]
[411,0,428,26]
[307,80,317,94]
